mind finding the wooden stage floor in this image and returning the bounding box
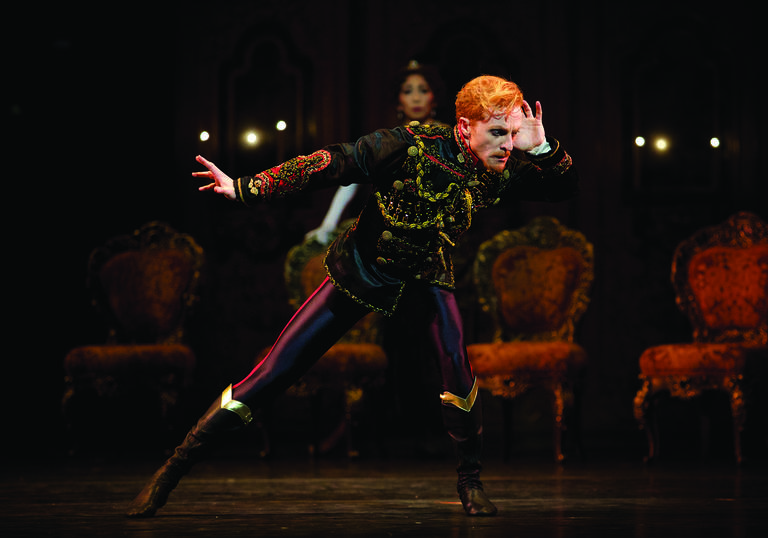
[1,451,766,537]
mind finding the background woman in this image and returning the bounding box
[305,61,447,244]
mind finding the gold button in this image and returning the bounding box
[409,120,419,127]
[381,230,393,241]
[503,170,510,179]
[408,146,419,157]
[457,154,465,163]
[393,180,404,191]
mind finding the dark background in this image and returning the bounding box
[5,1,766,462]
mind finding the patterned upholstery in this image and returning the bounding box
[256,219,388,458]
[634,211,768,463]
[63,222,203,452]
[467,216,594,462]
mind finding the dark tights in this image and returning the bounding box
[232,277,475,407]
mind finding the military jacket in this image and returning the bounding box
[234,122,578,315]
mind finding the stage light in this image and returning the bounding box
[276,120,287,131]
[710,137,720,148]
[654,137,668,151]
[199,131,210,142]
[635,136,646,147]
[245,130,260,146]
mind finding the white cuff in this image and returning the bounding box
[527,140,551,155]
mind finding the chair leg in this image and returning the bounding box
[501,399,515,461]
[553,381,581,463]
[61,381,77,456]
[312,386,363,458]
[568,382,585,460]
[552,384,566,463]
[248,408,271,459]
[726,377,746,464]
[315,417,348,455]
[343,386,363,458]
[634,379,657,463]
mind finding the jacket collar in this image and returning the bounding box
[454,124,484,170]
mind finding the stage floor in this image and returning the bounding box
[1,452,766,537]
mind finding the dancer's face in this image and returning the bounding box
[398,74,435,122]
[459,107,523,173]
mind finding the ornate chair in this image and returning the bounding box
[466,216,594,462]
[634,211,768,463]
[256,220,388,458]
[63,221,204,452]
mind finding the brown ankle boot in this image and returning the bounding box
[456,459,497,516]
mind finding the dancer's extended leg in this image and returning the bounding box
[126,278,369,517]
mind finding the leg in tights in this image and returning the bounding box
[233,277,371,407]
[420,285,497,516]
[421,285,475,398]
[126,277,371,518]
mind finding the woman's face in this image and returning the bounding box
[398,73,434,122]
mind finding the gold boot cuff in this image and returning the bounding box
[220,384,253,425]
[440,377,479,412]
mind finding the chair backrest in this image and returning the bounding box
[88,221,204,345]
[284,219,382,344]
[672,211,768,345]
[473,215,594,343]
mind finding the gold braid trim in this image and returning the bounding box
[236,150,332,204]
[235,176,247,204]
[323,258,406,317]
[257,150,332,199]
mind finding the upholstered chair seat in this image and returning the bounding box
[470,342,587,375]
[639,343,752,377]
[65,345,196,385]
[303,343,388,383]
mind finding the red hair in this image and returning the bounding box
[454,75,523,123]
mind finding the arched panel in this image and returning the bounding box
[220,26,314,174]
